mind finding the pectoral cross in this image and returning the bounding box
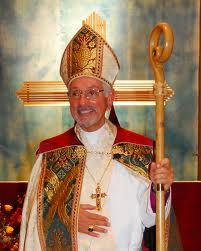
[91,183,107,211]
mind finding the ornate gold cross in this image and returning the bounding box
[91,183,107,211]
[16,12,174,106]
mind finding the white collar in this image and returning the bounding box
[75,119,117,153]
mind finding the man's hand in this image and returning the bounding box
[149,158,174,191]
[78,204,110,237]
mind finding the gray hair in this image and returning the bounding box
[101,82,114,97]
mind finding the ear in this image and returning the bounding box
[106,89,115,109]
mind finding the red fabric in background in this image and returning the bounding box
[172,181,201,251]
[142,241,149,251]
[0,182,27,204]
[1,181,200,251]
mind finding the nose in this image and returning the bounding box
[78,94,88,105]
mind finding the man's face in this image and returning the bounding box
[68,77,114,132]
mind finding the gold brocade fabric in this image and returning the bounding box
[37,146,87,251]
[68,26,102,79]
[112,142,153,179]
[71,27,101,76]
[60,25,120,87]
[37,142,153,251]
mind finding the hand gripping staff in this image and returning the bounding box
[149,23,174,251]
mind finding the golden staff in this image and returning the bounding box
[149,23,174,251]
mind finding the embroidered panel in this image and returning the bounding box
[71,26,102,77]
[38,146,86,251]
[112,142,153,179]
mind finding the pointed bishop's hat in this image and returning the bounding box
[60,24,120,88]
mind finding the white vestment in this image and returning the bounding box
[20,121,171,251]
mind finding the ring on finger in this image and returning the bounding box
[88,225,94,232]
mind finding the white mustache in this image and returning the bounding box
[77,106,97,113]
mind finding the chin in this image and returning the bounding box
[76,117,102,131]
[78,120,96,129]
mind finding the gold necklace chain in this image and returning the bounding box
[85,157,113,211]
[74,121,116,210]
[85,157,113,185]
[87,150,112,155]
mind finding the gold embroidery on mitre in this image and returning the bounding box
[72,27,98,76]
[61,24,120,87]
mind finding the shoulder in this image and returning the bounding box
[36,127,82,154]
[114,126,153,146]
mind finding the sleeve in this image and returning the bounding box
[137,179,172,228]
[19,154,43,251]
[150,184,171,212]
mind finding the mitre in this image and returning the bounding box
[60,24,120,88]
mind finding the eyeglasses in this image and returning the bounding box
[68,88,104,100]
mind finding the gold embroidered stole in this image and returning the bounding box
[37,142,153,251]
[37,146,86,251]
[112,142,153,179]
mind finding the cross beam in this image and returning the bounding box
[16,80,174,106]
